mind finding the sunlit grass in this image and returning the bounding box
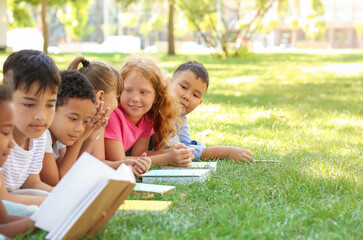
[1,51,362,239]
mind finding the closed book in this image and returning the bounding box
[162,162,218,172]
[133,183,175,195]
[142,169,210,183]
[119,200,172,213]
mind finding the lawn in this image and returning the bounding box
[1,51,362,239]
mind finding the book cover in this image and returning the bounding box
[162,162,218,172]
[133,183,175,195]
[118,200,172,213]
[142,169,210,183]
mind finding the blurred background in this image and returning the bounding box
[0,0,363,56]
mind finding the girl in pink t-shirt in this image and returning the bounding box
[105,57,195,167]
[65,56,151,176]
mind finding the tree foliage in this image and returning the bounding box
[178,0,325,57]
[299,0,326,40]
[7,0,36,29]
[179,0,284,57]
[57,0,93,41]
[8,0,94,51]
[140,14,166,36]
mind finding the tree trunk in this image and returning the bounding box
[221,40,228,58]
[0,0,7,50]
[41,0,48,53]
[168,0,175,55]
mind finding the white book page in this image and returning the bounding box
[33,153,114,231]
[46,180,107,240]
[115,163,136,183]
[31,155,87,222]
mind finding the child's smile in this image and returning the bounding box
[120,71,155,125]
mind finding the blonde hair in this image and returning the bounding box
[120,56,180,150]
[67,56,123,96]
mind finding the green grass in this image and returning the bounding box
[1,51,362,239]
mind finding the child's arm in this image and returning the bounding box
[21,174,53,193]
[0,200,35,238]
[40,152,60,187]
[56,104,108,179]
[79,105,109,156]
[91,131,106,160]
[56,142,81,179]
[147,144,195,167]
[131,138,195,167]
[0,173,45,206]
[200,146,255,163]
[104,138,151,175]
[104,138,127,160]
[131,153,152,176]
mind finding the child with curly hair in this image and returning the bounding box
[105,57,195,167]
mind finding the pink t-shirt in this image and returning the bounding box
[104,107,154,157]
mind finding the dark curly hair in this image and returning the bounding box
[172,61,209,91]
[0,85,12,102]
[3,49,60,95]
[56,70,96,108]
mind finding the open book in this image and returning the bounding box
[31,152,136,240]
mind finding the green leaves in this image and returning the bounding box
[57,0,93,41]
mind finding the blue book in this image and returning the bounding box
[141,169,210,184]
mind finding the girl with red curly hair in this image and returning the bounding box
[104,56,195,166]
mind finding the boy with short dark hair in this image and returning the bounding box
[41,70,107,186]
[1,50,61,206]
[171,61,254,163]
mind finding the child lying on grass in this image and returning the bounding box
[170,61,255,163]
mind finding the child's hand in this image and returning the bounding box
[81,102,110,142]
[228,147,255,163]
[168,143,195,167]
[131,153,151,176]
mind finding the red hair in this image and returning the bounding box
[120,56,180,150]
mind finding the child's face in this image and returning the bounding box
[13,82,57,139]
[50,98,94,146]
[172,70,207,115]
[0,101,15,166]
[120,71,155,124]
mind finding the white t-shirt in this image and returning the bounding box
[2,132,46,192]
[44,129,66,160]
